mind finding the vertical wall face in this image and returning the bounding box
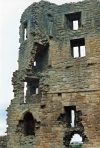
[0,136,7,148]
[6,0,100,148]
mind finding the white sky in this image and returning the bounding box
[0,0,83,142]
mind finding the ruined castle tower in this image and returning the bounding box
[0,0,100,148]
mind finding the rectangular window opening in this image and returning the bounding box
[70,38,85,58]
[65,12,81,30]
[27,80,39,96]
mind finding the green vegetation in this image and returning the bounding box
[70,144,82,148]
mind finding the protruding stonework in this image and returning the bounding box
[1,0,100,147]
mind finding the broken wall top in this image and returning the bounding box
[18,0,100,72]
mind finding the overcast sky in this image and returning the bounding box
[0,0,83,142]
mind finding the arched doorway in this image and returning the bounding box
[24,112,35,136]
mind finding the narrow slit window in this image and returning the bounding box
[24,28,27,40]
[64,106,76,127]
[24,82,27,103]
[34,61,36,66]
[71,110,75,127]
[73,20,78,30]
[24,22,27,40]
[36,88,38,94]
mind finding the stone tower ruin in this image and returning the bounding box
[0,0,100,148]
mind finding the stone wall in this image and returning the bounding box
[0,136,7,148]
[5,0,100,148]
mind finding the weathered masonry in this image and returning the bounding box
[0,0,100,148]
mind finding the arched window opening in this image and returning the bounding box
[24,112,35,136]
[70,134,83,147]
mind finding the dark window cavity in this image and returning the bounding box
[70,38,86,58]
[24,112,35,136]
[27,80,39,95]
[58,106,76,128]
[65,12,81,30]
[58,93,62,96]
[64,106,76,127]
[32,44,49,73]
